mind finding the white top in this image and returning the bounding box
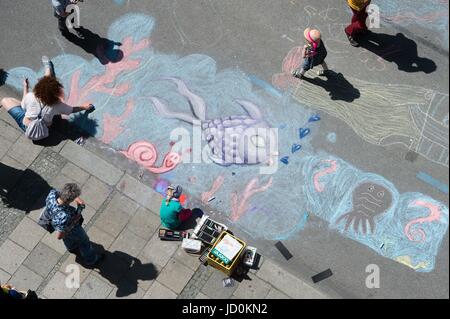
[21,93,73,126]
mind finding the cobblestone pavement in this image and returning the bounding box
[0,104,329,299]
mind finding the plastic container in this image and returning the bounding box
[207,231,246,276]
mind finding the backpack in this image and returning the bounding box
[25,103,49,141]
[37,207,55,233]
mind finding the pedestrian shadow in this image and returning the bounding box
[32,113,98,147]
[0,162,51,213]
[301,70,361,102]
[0,69,7,86]
[62,27,123,65]
[359,32,437,74]
[77,244,158,298]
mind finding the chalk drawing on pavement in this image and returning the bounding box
[273,45,449,168]
[6,13,448,272]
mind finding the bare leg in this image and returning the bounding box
[0,97,22,111]
[42,56,54,77]
[292,68,306,78]
[318,62,329,76]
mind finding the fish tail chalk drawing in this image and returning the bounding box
[201,175,225,204]
[66,37,151,105]
[121,141,182,174]
[230,177,273,222]
[404,200,444,242]
[313,160,339,192]
[101,100,135,144]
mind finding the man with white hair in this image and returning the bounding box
[43,183,104,266]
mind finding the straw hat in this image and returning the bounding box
[304,28,322,43]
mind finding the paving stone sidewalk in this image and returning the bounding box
[0,105,329,299]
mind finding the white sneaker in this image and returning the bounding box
[41,56,51,68]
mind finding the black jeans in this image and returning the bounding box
[54,10,69,32]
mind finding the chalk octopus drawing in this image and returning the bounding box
[149,77,277,166]
[335,183,393,235]
[6,13,448,272]
[303,154,448,272]
[273,45,449,168]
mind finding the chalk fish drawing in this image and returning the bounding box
[149,77,277,166]
[6,13,448,272]
[335,182,393,235]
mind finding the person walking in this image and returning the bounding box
[0,56,94,140]
[159,185,193,230]
[1,281,38,300]
[292,28,329,79]
[52,0,85,38]
[345,0,372,47]
[41,183,104,267]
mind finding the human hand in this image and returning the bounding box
[74,197,85,206]
[81,103,93,110]
[23,77,29,89]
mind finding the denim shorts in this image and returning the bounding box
[7,106,27,132]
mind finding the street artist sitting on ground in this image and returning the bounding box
[160,185,193,230]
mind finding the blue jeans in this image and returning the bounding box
[63,225,98,265]
[7,106,27,132]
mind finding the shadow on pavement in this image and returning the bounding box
[77,243,158,298]
[0,69,7,86]
[359,32,437,74]
[0,162,51,213]
[33,114,98,147]
[177,208,204,231]
[62,27,123,65]
[301,70,361,102]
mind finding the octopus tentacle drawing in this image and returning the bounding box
[149,77,277,166]
[336,183,393,234]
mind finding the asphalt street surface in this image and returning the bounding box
[0,0,448,298]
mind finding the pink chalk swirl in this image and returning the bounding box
[121,141,181,174]
[404,200,443,242]
[313,160,338,193]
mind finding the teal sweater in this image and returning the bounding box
[160,199,182,229]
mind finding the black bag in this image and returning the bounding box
[37,207,55,233]
[25,290,39,299]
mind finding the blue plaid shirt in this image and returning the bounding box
[46,189,81,233]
